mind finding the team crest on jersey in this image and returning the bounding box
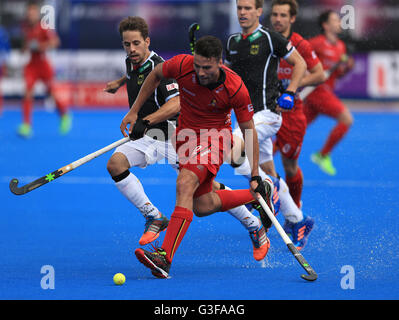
[250,44,259,55]
[137,74,145,85]
[209,99,217,107]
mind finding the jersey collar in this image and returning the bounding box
[202,68,226,90]
[128,51,155,73]
[241,24,262,41]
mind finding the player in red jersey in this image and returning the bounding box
[18,2,71,138]
[121,36,275,278]
[271,0,325,207]
[304,10,354,175]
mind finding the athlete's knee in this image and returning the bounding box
[176,171,198,198]
[338,109,354,127]
[107,153,130,177]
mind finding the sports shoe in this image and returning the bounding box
[17,123,33,138]
[252,177,275,231]
[139,213,169,246]
[135,246,170,279]
[249,220,270,261]
[311,152,336,176]
[283,219,293,239]
[59,113,72,135]
[291,215,315,251]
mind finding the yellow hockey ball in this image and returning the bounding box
[113,273,126,285]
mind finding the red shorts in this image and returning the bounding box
[173,127,233,198]
[275,102,307,160]
[304,85,346,122]
[24,58,54,90]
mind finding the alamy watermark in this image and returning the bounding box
[40,5,56,30]
[341,5,355,30]
[40,265,55,290]
[340,265,355,290]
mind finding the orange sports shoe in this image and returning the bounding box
[139,213,169,246]
[249,220,270,261]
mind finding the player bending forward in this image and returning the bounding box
[121,36,275,278]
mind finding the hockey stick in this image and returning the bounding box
[299,54,349,101]
[257,195,318,281]
[9,136,130,195]
[188,22,200,55]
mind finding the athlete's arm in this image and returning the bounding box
[104,76,127,94]
[299,62,325,88]
[283,49,307,93]
[143,96,180,125]
[238,119,259,178]
[120,63,165,136]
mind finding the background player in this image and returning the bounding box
[270,0,325,210]
[18,1,71,138]
[225,0,314,250]
[121,36,275,278]
[0,25,10,116]
[304,10,355,176]
[104,16,180,246]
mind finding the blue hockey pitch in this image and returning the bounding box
[1,108,398,300]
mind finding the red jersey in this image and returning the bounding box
[162,54,254,133]
[308,34,346,90]
[278,32,320,107]
[22,21,57,62]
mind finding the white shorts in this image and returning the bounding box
[113,135,179,170]
[233,109,282,164]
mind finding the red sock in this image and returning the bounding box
[22,98,33,124]
[215,189,254,212]
[286,167,303,208]
[321,122,350,156]
[161,206,193,263]
[54,97,67,116]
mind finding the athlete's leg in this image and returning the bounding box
[42,61,71,134]
[281,155,303,208]
[310,90,353,175]
[320,106,353,156]
[18,63,36,137]
[107,143,166,245]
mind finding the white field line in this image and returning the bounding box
[1,175,398,188]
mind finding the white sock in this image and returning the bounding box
[233,158,303,223]
[278,177,303,223]
[115,172,159,218]
[234,157,268,180]
[225,186,260,231]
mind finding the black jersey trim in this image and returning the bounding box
[229,80,243,100]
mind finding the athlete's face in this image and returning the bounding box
[122,30,150,65]
[236,0,263,33]
[26,4,40,25]
[324,12,342,35]
[270,4,296,36]
[193,54,223,86]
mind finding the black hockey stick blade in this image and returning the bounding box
[188,23,200,54]
[9,178,25,195]
[287,243,318,281]
[9,169,63,195]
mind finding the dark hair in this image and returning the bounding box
[118,16,149,39]
[271,0,298,17]
[318,10,335,33]
[194,36,223,60]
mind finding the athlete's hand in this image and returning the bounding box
[130,119,150,140]
[277,91,295,111]
[120,111,138,137]
[250,176,266,200]
[104,80,122,94]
